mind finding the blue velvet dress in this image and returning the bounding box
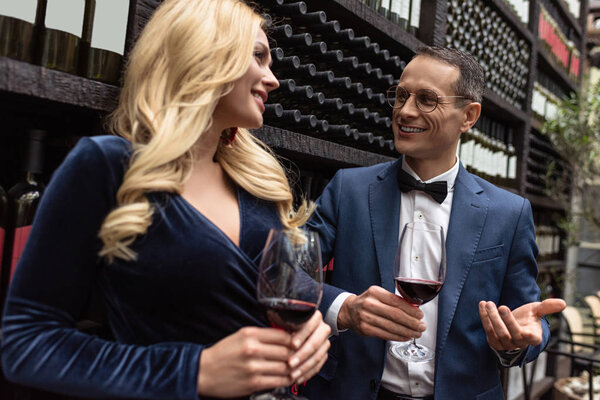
[1,136,281,399]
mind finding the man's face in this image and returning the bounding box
[392,55,472,168]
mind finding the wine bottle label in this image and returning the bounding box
[91,0,129,55]
[508,155,517,180]
[410,0,421,28]
[10,224,32,282]
[0,0,38,24]
[390,0,401,15]
[400,0,410,20]
[44,0,86,38]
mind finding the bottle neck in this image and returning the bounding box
[24,171,39,185]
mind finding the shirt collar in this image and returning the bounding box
[401,156,460,191]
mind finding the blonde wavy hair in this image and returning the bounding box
[99,0,313,262]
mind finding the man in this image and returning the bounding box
[301,46,566,400]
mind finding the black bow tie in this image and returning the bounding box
[396,166,448,204]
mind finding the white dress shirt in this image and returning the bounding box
[380,158,459,396]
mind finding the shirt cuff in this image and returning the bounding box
[324,292,354,336]
[493,347,526,367]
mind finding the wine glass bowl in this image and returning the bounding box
[389,221,446,363]
[252,228,323,400]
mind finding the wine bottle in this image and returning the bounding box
[325,124,352,139]
[389,0,401,25]
[0,0,43,62]
[264,103,284,118]
[399,0,410,30]
[408,0,421,37]
[5,129,46,284]
[380,0,391,18]
[38,0,89,74]
[81,0,130,84]
[0,184,7,304]
[506,128,517,187]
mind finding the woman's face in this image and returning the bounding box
[213,29,279,130]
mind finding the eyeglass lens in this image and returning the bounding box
[388,86,440,112]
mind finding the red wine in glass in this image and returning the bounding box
[260,298,318,332]
[252,228,323,400]
[395,278,442,306]
[389,221,446,363]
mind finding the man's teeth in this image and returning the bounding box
[253,93,262,100]
[400,126,425,133]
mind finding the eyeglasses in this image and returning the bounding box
[386,85,473,113]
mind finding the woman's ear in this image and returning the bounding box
[460,102,481,133]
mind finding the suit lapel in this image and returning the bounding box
[369,160,402,292]
[435,165,488,359]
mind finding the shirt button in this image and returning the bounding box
[417,212,424,220]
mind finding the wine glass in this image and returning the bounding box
[252,228,323,400]
[389,221,446,363]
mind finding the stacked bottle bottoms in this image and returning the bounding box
[260,0,410,155]
[446,0,530,109]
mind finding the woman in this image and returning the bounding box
[0,0,330,398]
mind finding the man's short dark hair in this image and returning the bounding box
[414,46,485,104]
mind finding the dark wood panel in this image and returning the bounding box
[0,57,120,112]
[254,125,395,168]
[482,88,529,123]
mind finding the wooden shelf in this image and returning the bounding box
[0,57,120,113]
[538,260,566,272]
[483,89,528,123]
[524,191,567,211]
[304,0,424,57]
[254,125,395,168]
[531,117,544,132]
[537,43,578,94]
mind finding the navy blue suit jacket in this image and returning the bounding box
[303,158,549,400]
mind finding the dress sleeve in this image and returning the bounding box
[1,137,203,400]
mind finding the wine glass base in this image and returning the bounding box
[389,342,434,363]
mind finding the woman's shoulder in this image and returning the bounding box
[77,135,132,160]
[55,135,132,185]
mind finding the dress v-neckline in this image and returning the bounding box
[177,188,244,252]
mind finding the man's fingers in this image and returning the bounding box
[497,305,525,344]
[483,301,513,349]
[535,298,567,318]
[479,301,500,347]
[353,308,424,341]
[368,286,424,319]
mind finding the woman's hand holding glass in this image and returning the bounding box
[196,228,330,399]
[196,313,330,398]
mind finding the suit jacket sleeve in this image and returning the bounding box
[308,171,346,315]
[499,198,550,366]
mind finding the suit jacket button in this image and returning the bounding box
[370,380,377,391]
